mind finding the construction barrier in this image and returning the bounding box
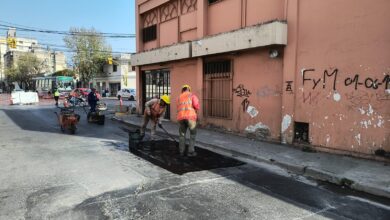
[10,91,39,105]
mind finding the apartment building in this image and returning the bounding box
[132,0,389,158]
[1,29,67,82]
[93,54,136,96]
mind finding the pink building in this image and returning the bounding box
[133,0,390,159]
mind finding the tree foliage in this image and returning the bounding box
[64,27,112,86]
[5,53,47,90]
[52,69,75,77]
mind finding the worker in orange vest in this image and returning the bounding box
[177,85,200,157]
[140,94,170,140]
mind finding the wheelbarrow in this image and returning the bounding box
[55,107,80,134]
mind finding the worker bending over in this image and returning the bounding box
[177,85,200,157]
[140,95,170,140]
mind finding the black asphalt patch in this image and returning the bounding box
[129,140,245,175]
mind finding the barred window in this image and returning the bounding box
[203,60,233,119]
[142,25,157,42]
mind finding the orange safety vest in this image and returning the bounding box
[177,91,197,121]
[149,101,165,120]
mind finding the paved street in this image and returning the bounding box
[0,104,389,220]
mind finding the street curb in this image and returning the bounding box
[112,116,390,199]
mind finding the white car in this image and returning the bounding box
[117,88,136,101]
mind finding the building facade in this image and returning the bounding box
[1,29,67,88]
[93,54,136,96]
[4,49,67,74]
[132,0,390,158]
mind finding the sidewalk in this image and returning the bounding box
[113,114,390,199]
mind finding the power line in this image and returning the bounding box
[0,43,132,54]
[0,19,134,36]
[0,20,135,36]
[0,22,135,38]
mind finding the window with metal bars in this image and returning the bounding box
[142,25,157,42]
[203,60,233,119]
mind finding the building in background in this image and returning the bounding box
[132,0,389,159]
[0,28,67,90]
[3,49,67,74]
[93,53,136,97]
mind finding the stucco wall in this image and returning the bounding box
[293,0,390,154]
[169,59,199,120]
[246,0,284,26]
[137,0,286,52]
[203,48,283,140]
[160,48,283,140]
[207,0,241,35]
[135,0,390,157]
[160,18,179,47]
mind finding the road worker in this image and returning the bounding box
[177,85,200,157]
[54,88,60,106]
[140,95,170,140]
[88,88,99,112]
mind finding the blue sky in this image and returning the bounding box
[0,0,136,58]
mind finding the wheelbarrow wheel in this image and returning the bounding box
[70,124,76,134]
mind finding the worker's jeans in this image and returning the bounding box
[178,119,197,155]
[140,114,157,140]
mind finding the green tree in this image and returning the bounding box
[64,27,112,86]
[5,53,47,90]
[52,69,75,77]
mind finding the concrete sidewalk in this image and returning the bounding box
[113,114,390,199]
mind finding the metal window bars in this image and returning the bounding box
[203,60,233,119]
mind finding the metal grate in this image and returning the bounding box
[142,69,171,119]
[203,60,233,119]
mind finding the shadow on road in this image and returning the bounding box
[0,107,126,140]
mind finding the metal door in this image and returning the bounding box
[142,69,171,119]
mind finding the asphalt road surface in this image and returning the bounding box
[0,104,389,220]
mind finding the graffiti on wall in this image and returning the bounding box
[256,85,282,97]
[241,98,250,112]
[344,74,390,90]
[233,84,251,97]
[345,91,389,109]
[302,68,338,90]
[285,81,293,93]
[233,84,252,112]
[302,68,390,91]
[302,92,321,105]
[301,68,390,107]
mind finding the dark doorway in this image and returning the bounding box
[142,69,171,119]
[110,83,121,97]
[294,122,310,143]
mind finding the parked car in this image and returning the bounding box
[70,88,90,98]
[117,88,136,101]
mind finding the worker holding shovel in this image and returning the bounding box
[177,85,200,157]
[140,95,170,141]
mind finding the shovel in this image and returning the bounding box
[158,123,179,146]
